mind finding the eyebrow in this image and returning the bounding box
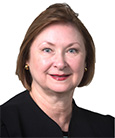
[40,41,81,47]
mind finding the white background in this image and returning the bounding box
[0,0,115,117]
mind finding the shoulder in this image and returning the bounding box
[1,90,29,107]
[78,105,114,125]
[0,90,31,137]
[1,90,31,123]
[73,100,114,122]
[1,90,30,116]
[73,102,114,136]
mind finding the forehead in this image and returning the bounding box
[32,23,85,47]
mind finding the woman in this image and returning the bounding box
[0,3,114,138]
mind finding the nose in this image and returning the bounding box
[53,53,67,70]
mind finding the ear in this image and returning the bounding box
[25,60,29,66]
[24,61,30,70]
[85,62,87,68]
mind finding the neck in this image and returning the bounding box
[30,83,74,131]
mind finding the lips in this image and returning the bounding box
[49,74,71,81]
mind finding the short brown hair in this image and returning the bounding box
[16,3,95,91]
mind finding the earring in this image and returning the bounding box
[85,67,87,72]
[25,64,29,70]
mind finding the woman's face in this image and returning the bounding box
[27,23,86,93]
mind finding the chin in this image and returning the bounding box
[48,85,74,94]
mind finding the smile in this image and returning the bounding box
[49,74,71,81]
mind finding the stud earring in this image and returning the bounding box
[25,64,29,70]
[85,67,87,72]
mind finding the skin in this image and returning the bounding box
[27,23,86,131]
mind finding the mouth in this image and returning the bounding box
[49,74,71,81]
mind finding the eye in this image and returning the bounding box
[43,48,52,53]
[68,48,78,54]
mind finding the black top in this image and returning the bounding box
[0,90,114,137]
[62,131,68,136]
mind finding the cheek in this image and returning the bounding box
[69,57,85,73]
[32,55,52,72]
[69,57,85,86]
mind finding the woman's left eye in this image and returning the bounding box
[68,48,78,53]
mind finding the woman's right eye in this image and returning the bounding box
[42,48,52,53]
